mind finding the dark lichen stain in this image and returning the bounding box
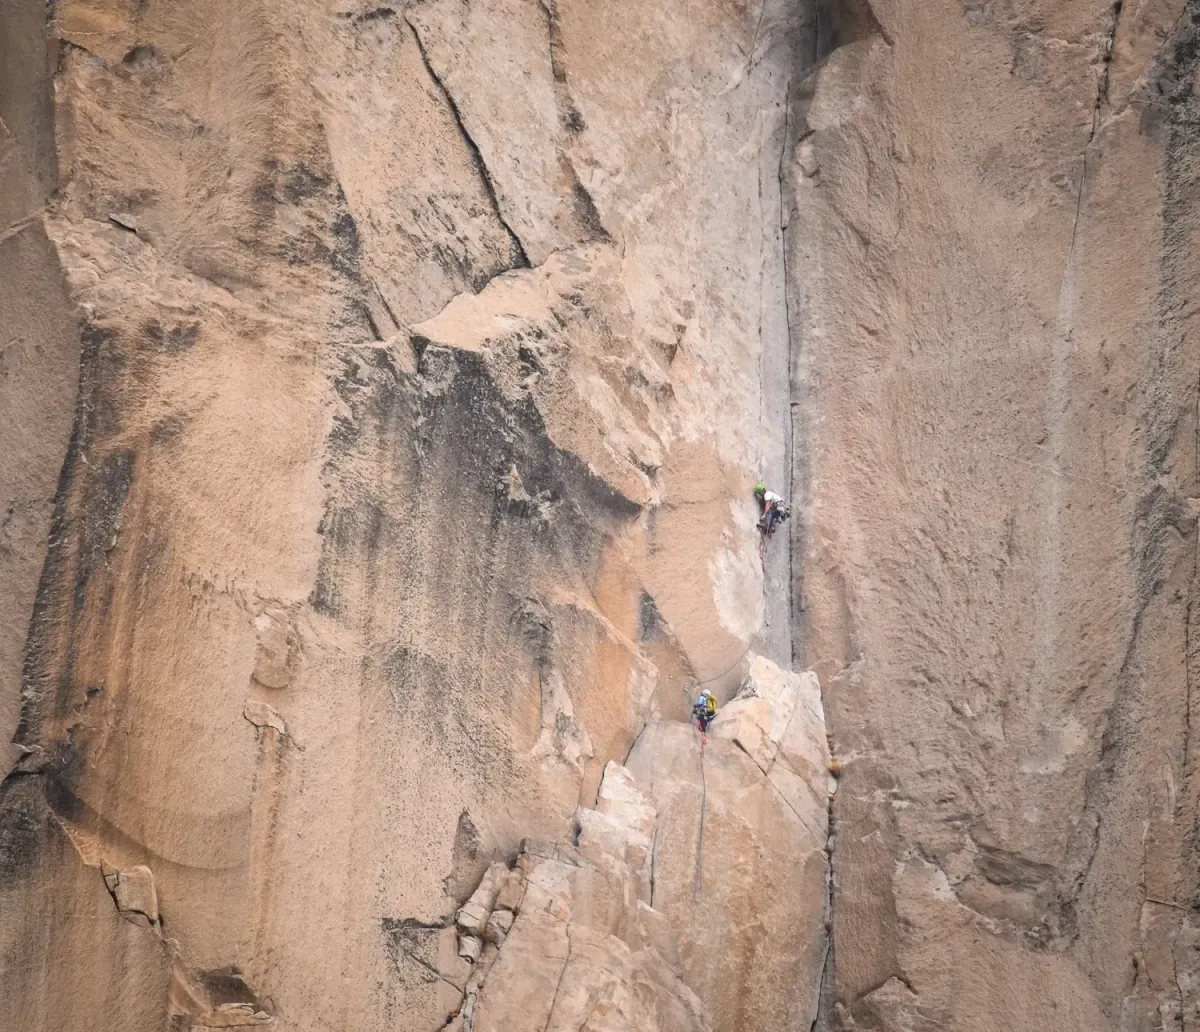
[251,174,277,207]
[330,209,363,281]
[563,106,585,133]
[283,164,332,205]
[141,320,200,354]
[638,591,666,641]
[349,299,384,342]
[381,915,450,983]
[78,450,135,583]
[0,778,45,883]
[572,181,609,241]
[359,6,396,21]
[279,229,331,268]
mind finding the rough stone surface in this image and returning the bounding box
[4,0,1200,1027]
[0,114,79,774]
[0,0,804,1027]
[457,934,482,964]
[627,657,832,1032]
[112,864,160,923]
[788,1,1200,1029]
[464,761,714,1032]
[482,909,512,945]
[457,863,508,937]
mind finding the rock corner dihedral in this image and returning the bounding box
[420,655,833,1032]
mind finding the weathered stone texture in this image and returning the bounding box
[790,0,1200,1028]
[4,0,1200,1028]
[0,0,809,1028]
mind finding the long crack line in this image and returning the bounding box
[1065,0,1124,270]
[404,15,530,269]
[541,929,573,1032]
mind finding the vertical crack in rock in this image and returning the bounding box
[1184,198,1200,782]
[17,323,127,742]
[1186,487,1198,785]
[1154,13,1200,1021]
[403,15,531,270]
[540,926,572,1032]
[1064,3,1200,974]
[536,0,610,244]
[747,0,770,73]
[622,720,650,765]
[1049,2,1137,935]
[779,84,799,671]
[814,782,838,1032]
[1066,0,1124,269]
[366,275,402,332]
[691,745,708,902]
[1172,948,1185,1029]
[810,935,832,1032]
[649,819,661,908]
[1067,601,1147,933]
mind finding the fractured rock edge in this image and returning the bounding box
[426,654,832,1032]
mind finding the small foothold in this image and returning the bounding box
[108,213,138,233]
[484,909,513,944]
[113,864,159,921]
[458,935,483,963]
[243,700,287,736]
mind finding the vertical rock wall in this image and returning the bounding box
[0,1,830,1030]
[5,0,1200,1028]
[790,0,1200,1028]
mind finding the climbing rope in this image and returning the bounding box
[692,730,709,902]
[664,639,755,709]
[658,508,775,703]
[693,640,754,686]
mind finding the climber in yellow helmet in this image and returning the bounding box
[692,689,718,733]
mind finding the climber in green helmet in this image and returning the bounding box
[754,483,791,538]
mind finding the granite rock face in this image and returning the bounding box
[627,657,833,1032]
[4,0,1200,1029]
[0,0,809,1028]
[407,662,833,1032]
[790,1,1200,1029]
[446,766,711,1032]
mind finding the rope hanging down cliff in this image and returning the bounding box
[692,730,709,903]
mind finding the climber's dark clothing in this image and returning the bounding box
[693,695,716,732]
[755,487,791,537]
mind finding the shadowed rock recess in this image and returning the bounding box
[1,0,1198,1029]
